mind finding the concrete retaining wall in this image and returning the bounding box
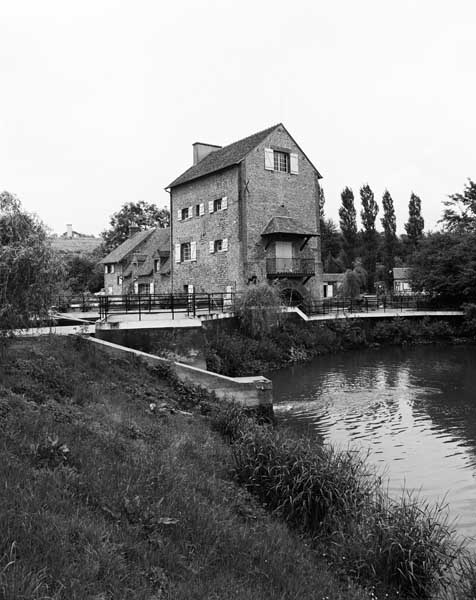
[84,336,273,411]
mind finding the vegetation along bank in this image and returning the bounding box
[2,335,476,599]
[204,302,476,377]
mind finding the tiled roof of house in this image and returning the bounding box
[393,267,411,280]
[261,215,318,237]
[50,237,102,254]
[168,124,282,188]
[99,229,155,264]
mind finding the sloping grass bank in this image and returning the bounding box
[0,336,372,600]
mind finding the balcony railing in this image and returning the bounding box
[266,258,315,278]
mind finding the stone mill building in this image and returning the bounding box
[167,123,323,304]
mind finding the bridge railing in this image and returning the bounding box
[302,295,463,316]
[98,292,237,320]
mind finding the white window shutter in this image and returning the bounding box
[265,148,274,170]
[290,153,299,174]
[208,200,214,213]
[209,240,215,254]
[222,238,228,252]
[111,264,115,274]
[134,281,138,294]
[188,284,194,294]
[104,265,108,274]
[175,243,181,263]
[189,206,193,218]
[149,282,154,294]
[177,209,182,221]
[190,241,197,261]
[222,196,228,210]
[199,203,205,216]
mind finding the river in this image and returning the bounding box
[268,344,476,546]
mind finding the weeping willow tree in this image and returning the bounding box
[235,282,284,339]
[0,191,63,346]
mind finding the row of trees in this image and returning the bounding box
[321,185,425,292]
[321,178,476,302]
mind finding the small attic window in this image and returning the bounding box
[273,151,289,172]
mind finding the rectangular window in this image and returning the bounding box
[181,207,190,220]
[104,264,115,274]
[180,242,191,262]
[154,259,160,272]
[265,148,298,174]
[209,197,228,213]
[195,204,201,217]
[273,151,289,172]
[210,238,228,253]
[117,275,122,285]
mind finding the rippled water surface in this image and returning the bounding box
[268,345,476,545]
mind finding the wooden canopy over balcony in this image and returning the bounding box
[261,215,318,250]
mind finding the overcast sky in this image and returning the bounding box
[2,0,475,236]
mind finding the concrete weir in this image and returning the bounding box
[85,336,273,412]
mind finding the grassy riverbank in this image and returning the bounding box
[205,315,471,376]
[2,335,476,599]
[0,336,374,600]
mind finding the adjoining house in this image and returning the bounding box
[49,224,102,255]
[393,267,413,294]
[322,273,345,298]
[100,227,170,295]
[166,123,323,304]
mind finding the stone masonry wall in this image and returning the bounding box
[243,125,322,299]
[170,167,242,293]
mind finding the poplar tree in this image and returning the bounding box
[338,187,357,269]
[404,193,425,252]
[360,184,379,291]
[381,189,397,290]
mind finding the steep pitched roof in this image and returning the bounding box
[99,229,155,264]
[261,215,318,237]
[167,124,281,189]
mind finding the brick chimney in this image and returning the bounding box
[129,224,140,237]
[192,142,221,165]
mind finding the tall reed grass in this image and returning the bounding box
[211,403,475,599]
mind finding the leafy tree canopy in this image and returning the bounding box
[409,232,476,300]
[360,184,379,234]
[339,187,357,268]
[0,191,63,332]
[380,190,397,288]
[404,193,424,251]
[320,217,342,263]
[101,201,170,253]
[440,178,476,233]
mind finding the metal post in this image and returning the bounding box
[171,294,174,320]
[138,293,141,321]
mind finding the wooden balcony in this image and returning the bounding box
[266,258,315,278]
